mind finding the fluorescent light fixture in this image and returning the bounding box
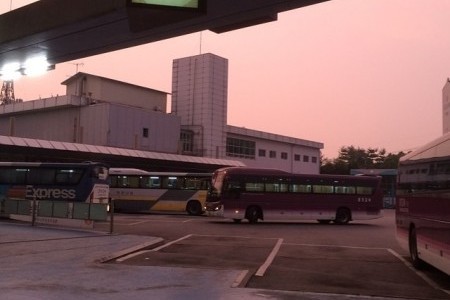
[23,56,51,77]
[131,0,199,9]
[0,62,21,80]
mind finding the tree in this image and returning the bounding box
[320,146,405,174]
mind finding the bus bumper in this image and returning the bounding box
[205,204,224,217]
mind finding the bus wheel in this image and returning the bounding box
[409,225,424,269]
[334,208,351,225]
[233,219,242,223]
[246,206,261,224]
[186,201,202,216]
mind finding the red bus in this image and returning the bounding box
[205,167,383,224]
[396,134,450,275]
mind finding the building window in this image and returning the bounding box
[281,152,288,160]
[303,155,309,162]
[226,137,255,159]
[294,154,301,161]
[258,149,266,157]
[269,150,276,158]
[142,128,149,138]
[312,156,318,163]
[180,130,194,153]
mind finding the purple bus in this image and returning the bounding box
[205,167,383,224]
[396,134,450,275]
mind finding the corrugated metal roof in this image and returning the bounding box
[226,125,323,149]
[0,135,245,167]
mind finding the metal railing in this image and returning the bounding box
[0,198,114,233]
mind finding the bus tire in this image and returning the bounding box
[186,200,203,216]
[334,208,351,225]
[233,219,242,223]
[246,206,261,224]
[409,225,424,269]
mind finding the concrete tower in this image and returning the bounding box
[443,78,450,134]
[171,53,228,158]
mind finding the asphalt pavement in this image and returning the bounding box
[0,220,418,300]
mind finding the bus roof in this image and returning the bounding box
[215,167,380,184]
[109,168,150,175]
[400,132,450,164]
[0,161,106,168]
[215,167,291,176]
[109,168,211,177]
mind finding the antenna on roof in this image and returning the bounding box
[70,62,84,74]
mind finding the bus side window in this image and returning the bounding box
[139,176,151,188]
[117,175,128,188]
[0,168,27,184]
[56,169,83,185]
[245,182,264,192]
[356,186,374,195]
[110,176,118,188]
[291,184,312,193]
[224,180,242,198]
[335,186,356,194]
[200,178,210,190]
[127,176,140,188]
[149,176,161,188]
[265,183,289,192]
[184,177,198,189]
[163,176,179,189]
[313,185,334,194]
[27,168,55,185]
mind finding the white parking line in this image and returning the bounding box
[182,219,196,223]
[150,234,193,252]
[115,219,191,226]
[283,242,387,250]
[116,250,149,262]
[232,270,249,288]
[126,220,152,226]
[116,234,194,262]
[255,238,283,277]
[387,248,450,296]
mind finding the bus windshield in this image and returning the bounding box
[209,172,225,198]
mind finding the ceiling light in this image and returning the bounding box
[0,62,21,80]
[23,56,50,76]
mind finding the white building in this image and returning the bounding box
[0,53,323,173]
[172,53,323,174]
[0,73,180,153]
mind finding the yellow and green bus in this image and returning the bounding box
[109,168,211,215]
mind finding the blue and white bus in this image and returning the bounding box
[0,162,109,208]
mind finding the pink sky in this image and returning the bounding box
[2,0,450,159]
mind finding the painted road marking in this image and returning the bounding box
[255,238,283,277]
